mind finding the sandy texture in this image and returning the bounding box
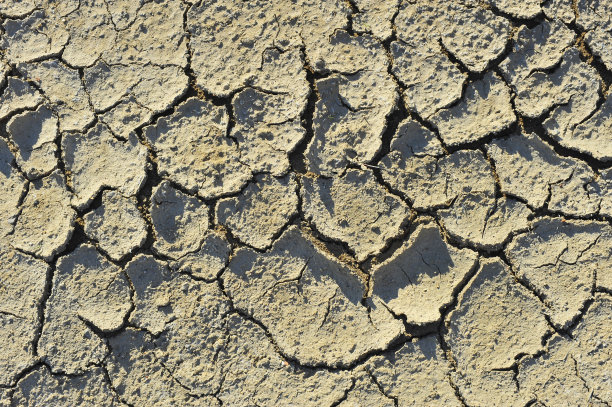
[1,0,610,405]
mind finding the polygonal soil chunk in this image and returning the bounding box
[11,366,118,407]
[170,230,231,281]
[490,0,542,19]
[106,328,219,407]
[83,190,147,261]
[438,194,532,250]
[351,0,398,41]
[445,258,549,406]
[62,123,147,210]
[487,131,605,216]
[0,138,27,237]
[231,54,307,175]
[59,0,117,67]
[12,170,75,261]
[391,39,466,119]
[372,222,477,325]
[0,0,37,17]
[505,218,611,330]
[513,48,600,123]
[224,226,404,367]
[337,368,394,407]
[380,120,495,210]
[0,245,48,387]
[144,97,251,199]
[308,30,388,74]
[1,10,69,64]
[101,0,187,67]
[6,105,58,179]
[585,27,612,72]
[499,20,575,86]
[150,181,209,260]
[305,70,398,176]
[440,3,511,73]
[38,244,131,374]
[567,94,612,162]
[216,174,298,250]
[430,71,516,146]
[518,335,600,406]
[104,0,143,29]
[17,60,94,132]
[217,314,353,406]
[542,0,576,23]
[366,335,461,406]
[301,169,410,262]
[0,77,43,120]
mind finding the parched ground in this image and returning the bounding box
[0,0,611,406]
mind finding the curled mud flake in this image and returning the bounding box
[0,245,47,387]
[7,105,58,180]
[381,121,495,210]
[391,39,466,119]
[575,0,612,31]
[144,97,252,199]
[542,0,576,24]
[150,181,209,260]
[17,60,94,132]
[309,30,388,74]
[487,131,602,214]
[83,190,147,261]
[366,335,461,406]
[565,94,612,162]
[101,0,187,67]
[170,230,231,281]
[0,0,37,18]
[440,3,511,73]
[38,244,131,374]
[499,20,576,86]
[11,366,118,407]
[306,71,398,176]
[62,122,147,210]
[337,368,394,407]
[490,0,542,19]
[439,194,532,251]
[224,226,404,367]
[216,173,298,250]
[371,222,478,326]
[12,170,75,261]
[431,71,516,146]
[351,0,399,41]
[1,10,69,64]
[60,0,117,67]
[514,48,600,123]
[0,77,43,121]
[302,169,411,262]
[106,328,219,407]
[0,138,27,237]
[506,218,611,330]
[445,258,549,406]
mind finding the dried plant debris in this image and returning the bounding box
[1,0,611,404]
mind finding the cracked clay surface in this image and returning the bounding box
[0,0,611,406]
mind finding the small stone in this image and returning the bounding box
[62,123,147,210]
[371,222,478,326]
[150,181,209,259]
[6,105,58,179]
[301,169,410,262]
[216,174,298,250]
[83,190,147,261]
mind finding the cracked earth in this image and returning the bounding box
[0,0,611,406]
